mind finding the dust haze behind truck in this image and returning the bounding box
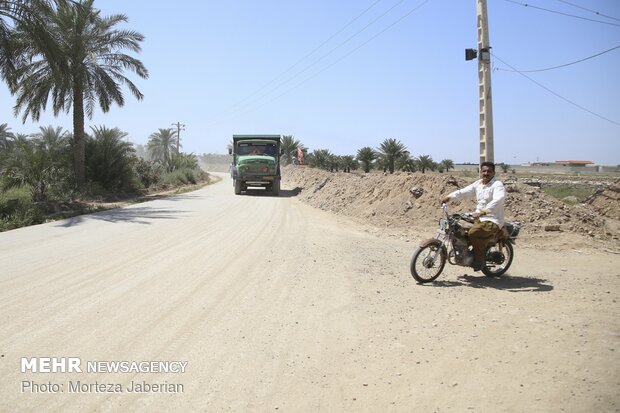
[229,135,283,195]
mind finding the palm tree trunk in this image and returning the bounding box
[72,84,85,185]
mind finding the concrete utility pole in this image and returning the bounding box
[171,122,186,154]
[476,0,494,164]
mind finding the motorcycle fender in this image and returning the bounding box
[501,238,515,245]
[419,238,441,248]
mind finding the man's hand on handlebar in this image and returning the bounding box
[472,210,488,220]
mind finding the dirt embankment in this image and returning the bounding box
[282,166,620,251]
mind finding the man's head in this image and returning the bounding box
[480,161,495,184]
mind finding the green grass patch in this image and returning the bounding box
[0,186,44,231]
[458,170,478,178]
[541,185,594,204]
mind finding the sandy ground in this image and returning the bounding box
[0,173,618,412]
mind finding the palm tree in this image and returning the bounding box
[377,138,407,174]
[167,153,199,172]
[0,123,15,153]
[375,153,388,173]
[309,149,332,170]
[281,135,301,166]
[31,125,72,180]
[1,0,65,88]
[400,157,418,172]
[147,128,177,171]
[356,146,376,173]
[330,155,342,172]
[32,125,70,157]
[439,159,454,172]
[0,123,15,170]
[340,155,356,173]
[10,0,148,185]
[86,125,136,191]
[1,131,70,201]
[416,155,436,174]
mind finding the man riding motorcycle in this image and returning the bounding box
[441,161,506,272]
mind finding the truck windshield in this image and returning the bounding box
[238,144,276,156]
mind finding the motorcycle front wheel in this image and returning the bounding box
[482,242,514,277]
[410,243,447,283]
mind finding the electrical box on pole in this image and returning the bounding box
[465,48,478,61]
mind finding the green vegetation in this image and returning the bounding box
[0,185,43,231]
[86,126,138,192]
[1,127,71,201]
[147,128,178,168]
[281,135,303,166]
[339,155,357,173]
[356,147,376,173]
[162,168,202,187]
[377,138,408,174]
[7,0,148,185]
[439,159,454,172]
[541,185,594,204]
[415,155,435,174]
[459,170,478,178]
[0,122,208,232]
[300,138,458,177]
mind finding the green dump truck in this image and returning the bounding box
[229,135,283,195]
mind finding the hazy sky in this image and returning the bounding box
[2,0,619,164]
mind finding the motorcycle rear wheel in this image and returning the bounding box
[482,242,514,277]
[410,244,447,283]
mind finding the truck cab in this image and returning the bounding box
[229,135,283,195]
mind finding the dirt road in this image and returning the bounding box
[1,174,618,412]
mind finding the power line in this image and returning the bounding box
[280,0,385,76]
[242,0,408,106]
[264,0,433,108]
[503,0,620,27]
[495,44,620,73]
[208,0,410,126]
[491,52,620,127]
[555,0,620,22]
[204,0,384,124]
[208,0,433,126]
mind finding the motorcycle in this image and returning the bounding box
[410,203,521,283]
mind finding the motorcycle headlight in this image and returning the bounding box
[439,218,448,231]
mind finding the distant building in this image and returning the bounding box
[554,160,594,167]
[454,161,618,173]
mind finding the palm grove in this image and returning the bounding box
[0,0,205,229]
[280,135,454,175]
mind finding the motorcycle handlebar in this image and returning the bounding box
[439,203,478,222]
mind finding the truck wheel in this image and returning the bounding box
[272,178,280,196]
[234,179,242,195]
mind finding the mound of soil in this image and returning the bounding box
[282,166,620,250]
[586,182,620,221]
